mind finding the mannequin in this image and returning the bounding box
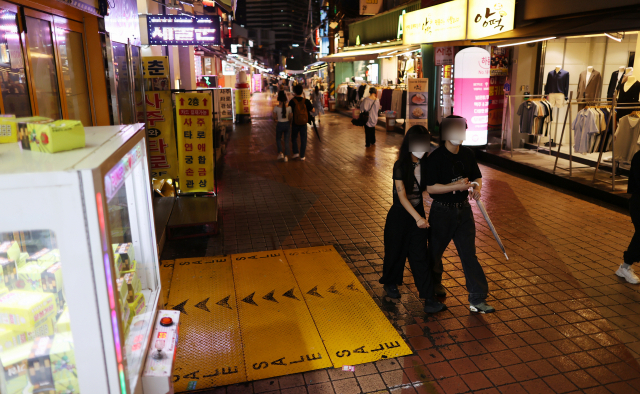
[577,66,602,109]
[555,65,561,72]
[608,66,628,98]
[617,68,640,118]
[545,66,569,107]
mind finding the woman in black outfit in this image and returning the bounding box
[379,125,446,313]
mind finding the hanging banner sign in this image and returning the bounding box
[147,15,221,46]
[359,0,384,15]
[454,47,490,146]
[405,78,429,132]
[175,92,214,193]
[141,91,178,180]
[143,56,169,78]
[435,46,454,66]
[403,0,467,45]
[467,0,515,40]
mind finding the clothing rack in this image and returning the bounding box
[592,101,640,190]
[552,94,616,176]
[502,93,569,158]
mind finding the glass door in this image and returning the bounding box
[0,2,31,117]
[112,42,134,124]
[23,10,62,120]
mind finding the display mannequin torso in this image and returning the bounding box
[625,76,638,92]
[586,66,593,84]
[555,66,561,73]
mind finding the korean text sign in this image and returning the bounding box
[453,47,490,146]
[402,0,466,45]
[176,92,214,193]
[143,91,178,179]
[143,56,169,78]
[147,15,221,46]
[467,0,515,40]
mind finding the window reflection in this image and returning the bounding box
[26,16,62,120]
[57,28,92,125]
[0,9,31,117]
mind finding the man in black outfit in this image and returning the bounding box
[616,150,640,284]
[425,116,494,313]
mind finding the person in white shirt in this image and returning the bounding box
[272,90,293,161]
[360,87,381,147]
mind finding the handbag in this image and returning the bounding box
[352,100,373,127]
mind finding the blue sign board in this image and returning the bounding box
[147,15,221,46]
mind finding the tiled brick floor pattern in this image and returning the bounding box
[162,94,640,394]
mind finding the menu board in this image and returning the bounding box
[405,78,428,133]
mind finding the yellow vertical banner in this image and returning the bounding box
[143,91,178,179]
[175,91,214,193]
[143,56,170,78]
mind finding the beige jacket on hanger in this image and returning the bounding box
[577,70,603,107]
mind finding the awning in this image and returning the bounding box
[318,44,420,63]
[478,8,640,43]
[304,62,327,74]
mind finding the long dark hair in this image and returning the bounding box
[277,90,287,118]
[397,125,431,192]
[314,85,320,96]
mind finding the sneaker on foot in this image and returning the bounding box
[616,265,640,284]
[434,283,446,297]
[300,157,306,161]
[383,284,401,299]
[292,153,300,159]
[470,302,495,314]
[424,299,447,314]
[277,153,284,161]
[284,156,288,162]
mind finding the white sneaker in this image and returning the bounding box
[292,153,300,159]
[616,265,640,284]
[277,153,284,161]
[300,157,306,161]
[284,156,288,162]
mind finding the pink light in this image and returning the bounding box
[104,253,115,309]
[112,310,122,362]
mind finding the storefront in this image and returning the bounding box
[0,0,117,126]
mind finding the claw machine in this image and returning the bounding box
[0,123,165,394]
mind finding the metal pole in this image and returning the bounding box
[553,91,573,173]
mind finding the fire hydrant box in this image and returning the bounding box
[19,119,85,153]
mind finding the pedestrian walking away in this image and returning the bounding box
[312,86,325,116]
[288,84,315,161]
[273,90,292,162]
[360,87,380,147]
[379,125,446,313]
[617,150,640,284]
[425,115,494,313]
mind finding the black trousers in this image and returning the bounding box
[428,201,488,304]
[624,194,640,265]
[380,204,432,299]
[364,126,376,145]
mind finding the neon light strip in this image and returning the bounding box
[96,192,127,394]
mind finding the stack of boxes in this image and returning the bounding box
[0,241,77,394]
[0,240,147,393]
[112,243,145,336]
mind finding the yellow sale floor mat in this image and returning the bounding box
[167,246,412,393]
[168,256,247,392]
[284,246,412,367]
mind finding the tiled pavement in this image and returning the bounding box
[161,93,640,394]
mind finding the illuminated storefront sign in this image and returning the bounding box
[402,0,514,44]
[467,0,515,40]
[147,15,221,46]
[453,47,490,146]
[402,0,467,45]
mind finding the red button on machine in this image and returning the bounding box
[160,317,173,327]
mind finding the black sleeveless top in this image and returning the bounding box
[617,81,640,118]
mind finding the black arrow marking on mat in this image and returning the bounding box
[347,281,361,292]
[263,290,278,303]
[327,284,340,295]
[172,299,188,315]
[242,292,258,306]
[216,295,232,309]
[194,297,210,312]
[283,288,300,300]
[307,286,323,298]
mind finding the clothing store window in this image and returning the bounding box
[25,15,62,120]
[57,27,92,125]
[0,7,31,117]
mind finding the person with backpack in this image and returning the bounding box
[288,84,315,161]
[273,90,292,161]
[360,87,381,147]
